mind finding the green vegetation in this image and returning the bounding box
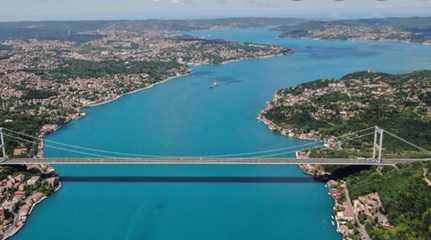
[262,70,431,239]
[23,89,57,100]
[275,17,431,43]
[0,109,70,157]
[347,162,431,240]
[265,104,330,132]
[32,59,181,81]
[265,70,431,158]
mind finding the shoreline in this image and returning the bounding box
[8,69,195,240]
[276,34,431,46]
[34,71,192,158]
[8,48,292,240]
[257,95,389,239]
[85,74,187,108]
[257,107,321,141]
[35,49,293,157]
[257,100,349,238]
[1,181,62,240]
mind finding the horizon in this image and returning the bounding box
[1,15,431,24]
[1,0,431,22]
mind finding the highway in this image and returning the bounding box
[0,157,427,165]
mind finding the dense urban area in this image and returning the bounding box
[1,17,431,240]
[0,165,59,239]
[0,19,291,239]
[260,70,431,240]
[0,24,289,157]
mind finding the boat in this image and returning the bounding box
[209,81,219,89]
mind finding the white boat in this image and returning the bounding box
[210,81,219,89]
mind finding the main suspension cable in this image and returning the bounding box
[2,127,323,158]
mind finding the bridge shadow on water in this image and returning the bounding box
[60,176,319,183]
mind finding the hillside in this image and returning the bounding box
[260,70,431,159]
[259,70,431,239]
[346,162,431,240]
[275,17,431,44]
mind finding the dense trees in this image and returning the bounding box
[32,59,181,81]
[264,70,431,239]
[268,71,431,157]
[23,89,57,100]
[347,162,431,240]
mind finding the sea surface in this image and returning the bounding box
[14,28,431,240]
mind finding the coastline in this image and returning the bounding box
[256,102,321,141]
[5,46,292,240]
[257,100,348,239]
[85,74,187,108]
[277,34,431,46]
[0,179,62,240]
[36,49,293,157]
[19,51,289,240]
[257,94,395,240]
[1,197,47,240]
[3,22,430,240]
[6,70,194,240]
[34,71,192,158]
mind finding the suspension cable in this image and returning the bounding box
[2,127,323,158]
[383,130,431,156]
[338,132,374,144]
[2,128,169,158]
[5,131,321,159]
[259,145,324,158]
[203,141,322,158]
[1,126,377,158]
[335,127,375,140]
[2,133,115,158]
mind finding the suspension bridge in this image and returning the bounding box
[0,126,430,165]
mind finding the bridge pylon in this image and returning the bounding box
[372,126,384,163]
[0,128,7,162]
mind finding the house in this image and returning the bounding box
[337,202,354,222]
[296,151,310,159]
[14,191,25,197]
[13,147,28,157]
[26,176,40,186]
[45,177,57,187]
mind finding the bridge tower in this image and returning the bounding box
[372,126,384,163]
[0,128,7,161]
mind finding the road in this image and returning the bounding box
[0,157,427,165]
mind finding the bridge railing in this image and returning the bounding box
[1,157,429,166]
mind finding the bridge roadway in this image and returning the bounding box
[0,157,427,165]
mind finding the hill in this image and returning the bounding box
[259,70,431,239]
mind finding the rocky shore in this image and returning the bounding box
[256,77,419,239]
[0,165,60,240]
[257,110,321,141]
[258,102,389,240]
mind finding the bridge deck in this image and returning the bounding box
[0,158,427,165]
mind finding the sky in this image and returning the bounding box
[1,0,431,22]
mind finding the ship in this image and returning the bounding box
[209,81,219,89]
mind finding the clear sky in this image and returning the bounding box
[1,0,431,22]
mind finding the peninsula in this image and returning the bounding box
[259,70,431,239]
[275,17,431,45]
[0,165,60,240]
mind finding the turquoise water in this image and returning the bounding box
[14,28,431,240]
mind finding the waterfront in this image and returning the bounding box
[13,28,431,240]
